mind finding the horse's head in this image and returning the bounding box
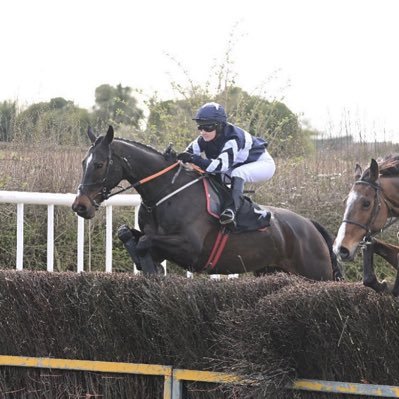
[72,126,124,219]
[333,158,389,261]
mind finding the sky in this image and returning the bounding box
[2,0,399,142]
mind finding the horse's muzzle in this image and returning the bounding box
[72,195,96,219]
[335,245,353,261]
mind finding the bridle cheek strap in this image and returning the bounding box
[341,218,369,232]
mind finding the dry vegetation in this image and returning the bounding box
[1,138,399,281]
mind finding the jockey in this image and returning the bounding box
[177,102,276,226]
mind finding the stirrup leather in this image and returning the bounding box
[220,208,235,225]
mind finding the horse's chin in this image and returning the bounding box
[72,195,98,219]
[75,209,96,220]
[340,254,356,263]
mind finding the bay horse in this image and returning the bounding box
[333,156,399,295]
[72,126,341,280]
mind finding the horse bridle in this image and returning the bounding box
[78,143,184,210]
[78,145,115,209]
[342,180,386,236]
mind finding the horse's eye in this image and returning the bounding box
[94,162,104,169]
[362,200,371,208]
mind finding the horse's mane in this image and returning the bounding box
[379,154,399,176]
[114,137,164,156]
[362,154,399,179]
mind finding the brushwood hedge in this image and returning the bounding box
[0,271,398,398]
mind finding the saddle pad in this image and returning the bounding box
[203,179,271,233]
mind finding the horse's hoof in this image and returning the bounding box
[378,280,389,293]
[364,278,388,293]
[156,263,165,275]
[117,224,133,243]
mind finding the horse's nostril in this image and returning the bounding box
[339,247,350,260]
[72,203,86,213]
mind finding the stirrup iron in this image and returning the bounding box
[220,208,236,225]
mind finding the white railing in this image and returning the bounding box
[0,191,141,272]
[0,191,236,278]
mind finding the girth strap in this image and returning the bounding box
[203,228,230,272]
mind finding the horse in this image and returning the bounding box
[72,126,342,281]
[333,156,399,295]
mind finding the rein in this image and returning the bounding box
[79,137,209,212]
[95,155,207,212]
[342,180,399,236]
[106,161,180,199]
[108,161,208,211]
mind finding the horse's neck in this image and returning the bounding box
[115,140,178,200]
[116,141,167,179]
[381,177,399,216]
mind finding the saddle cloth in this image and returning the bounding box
[203,178,271,233]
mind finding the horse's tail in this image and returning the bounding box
[310,220,344,281]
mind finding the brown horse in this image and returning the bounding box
[333,155,399,295]
[72,126,341,280]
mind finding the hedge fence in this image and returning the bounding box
[0,271,398,398]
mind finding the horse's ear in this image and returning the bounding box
[354,163,362,180]
[104,125,114,145]
[163,142,176,161]
[369,158,379,183]
[87,126,96,143]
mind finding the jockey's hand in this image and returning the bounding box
[177,152,193,163]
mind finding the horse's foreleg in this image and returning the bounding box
[138,252,161,275]
[136,234,163,275]
[362,240,387,293]
[372,238,399,296]
[118,225,163,274]
[373,238,399,269]
[392,259,399,297]
[117,225,144,270]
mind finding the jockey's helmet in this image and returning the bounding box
[193,102,227,124]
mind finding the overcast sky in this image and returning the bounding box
[2,0,399,142]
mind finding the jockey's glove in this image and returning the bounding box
[177,152,211,170]
[177,152,194,163]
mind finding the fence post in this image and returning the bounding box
[105,205,113,272]
[16,203,24,271]
[171,378,184,399]
[77,215,84,272]
[47,204,54,272]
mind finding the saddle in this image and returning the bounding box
[204,175,271,233]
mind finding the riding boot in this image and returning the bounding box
[220,177,245,225]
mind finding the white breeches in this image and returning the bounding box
[225,151,276,183]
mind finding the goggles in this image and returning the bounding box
[197,124,217,132]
